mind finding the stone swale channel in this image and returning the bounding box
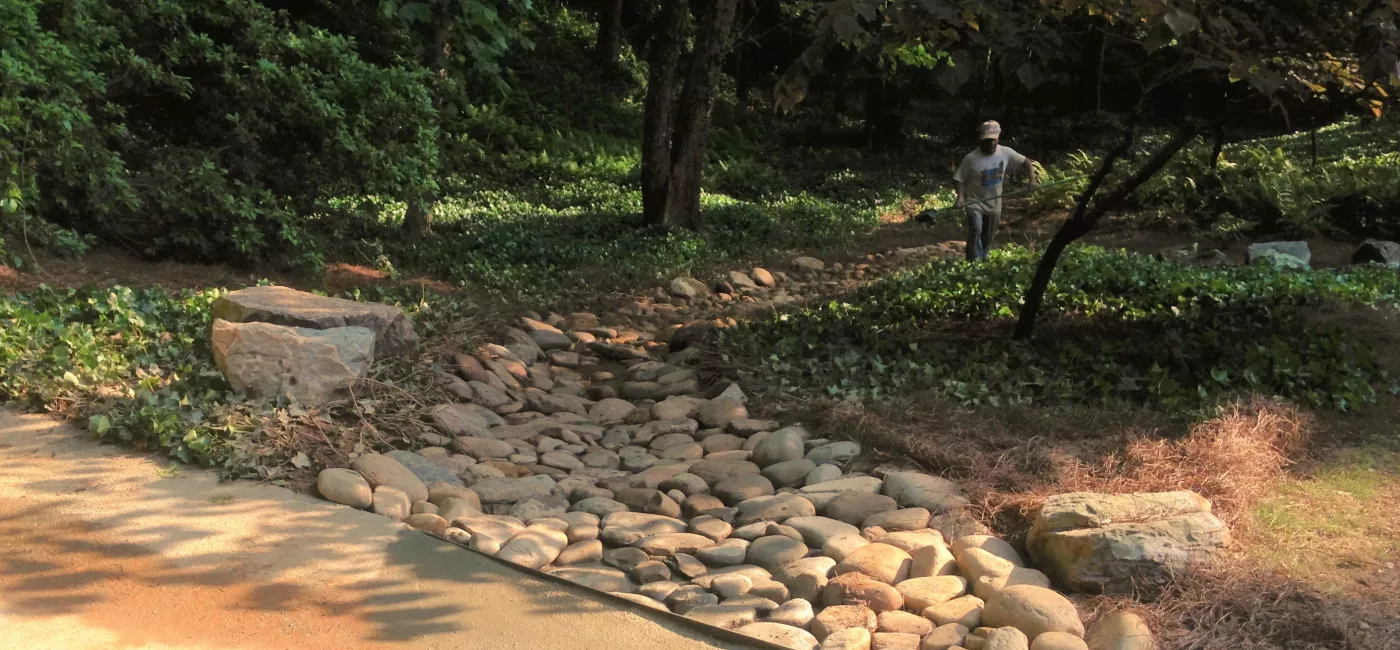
[208,254,1234,650]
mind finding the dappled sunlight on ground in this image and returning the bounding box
[0,411,743,650]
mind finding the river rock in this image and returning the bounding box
[923,595,985,629]
[877,530,946,555]
[825,492,899,526]
[636,532,715,556]
[921,624,968,650]
[871,632,921,650]
[877,611,931,636]
[1026,491,1229,594]
[823,573,903,612]
[601,511,687,546]
[1032,632,1090,650]
[317,468,373,508]
[371,485,411,520]
[496,527,569,570]
[764,459,820,488]
[807,441,860,466]
[352,453,430,502]
[752,427,807,467]
[984,626,1030,650]
[571,496,629,518]
[471,475,555,506]
[864,508,930,532]
[807,464,844,486]
[895,576,967,611]
[690,458,762,486]
[910,541,958,578]
[1085,612,1153,650]
[983,585,1084,638]
[820,627,872,650]
[748,535,810,571]
[556,540,604,566]
[736,493,818,526]
[549,565,635,593]
[811,604,877,641]
[385,450,465,488]
[715,474,776,505]
[739,622,819,650]
[880,471,969,515]
[835,543,912,585]
[685,603,756,629]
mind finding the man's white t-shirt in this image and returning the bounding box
[953,145,1028,214]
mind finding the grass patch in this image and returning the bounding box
[1250,446,1400,595]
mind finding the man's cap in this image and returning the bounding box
[978,120,1002,140]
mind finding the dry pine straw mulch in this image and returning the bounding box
[785,394,1400,650]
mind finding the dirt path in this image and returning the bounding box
[0,410,753,650]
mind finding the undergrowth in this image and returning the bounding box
[724,245,1400,410]
[0,283,483,474]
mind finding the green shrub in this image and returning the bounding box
[724,245,1400,410]
[1,0,441,262]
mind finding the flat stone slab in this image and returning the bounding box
[212,285,419,357]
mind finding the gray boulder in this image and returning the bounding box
[1353,239,1400,265]
[1027,490,1230,594]
[212,320,374,406]
[211,285,417,357]
[1246,241,1311,268]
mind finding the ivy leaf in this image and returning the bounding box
[832,15,864,41]
[1164,10,1200,36]
[398,2,432,23]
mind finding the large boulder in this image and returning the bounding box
[212,320,374,405]
[1246,241,1310,269]
[211,285,418,357]
[1353,239,1400,265]
[1026,491,1230,594]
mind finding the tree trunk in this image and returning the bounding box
[1209,124,1225,169]
[405,15,453,239]
[653,0,739,229]
[596,0,625,68]
[1014,123,1204,339]
[404,198,433,239]
[641,2,687,223]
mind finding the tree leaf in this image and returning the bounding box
[291,451,312,469]
[1016,62,1047,90]
[1164,10,1200,36]
[832,15,864,41]
[397,1,432,23]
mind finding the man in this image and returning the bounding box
[953,121,1038,261]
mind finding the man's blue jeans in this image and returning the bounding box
[965,207,1001,261]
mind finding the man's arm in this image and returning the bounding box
[954,180,965,207]
[1023,158,1038,186]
